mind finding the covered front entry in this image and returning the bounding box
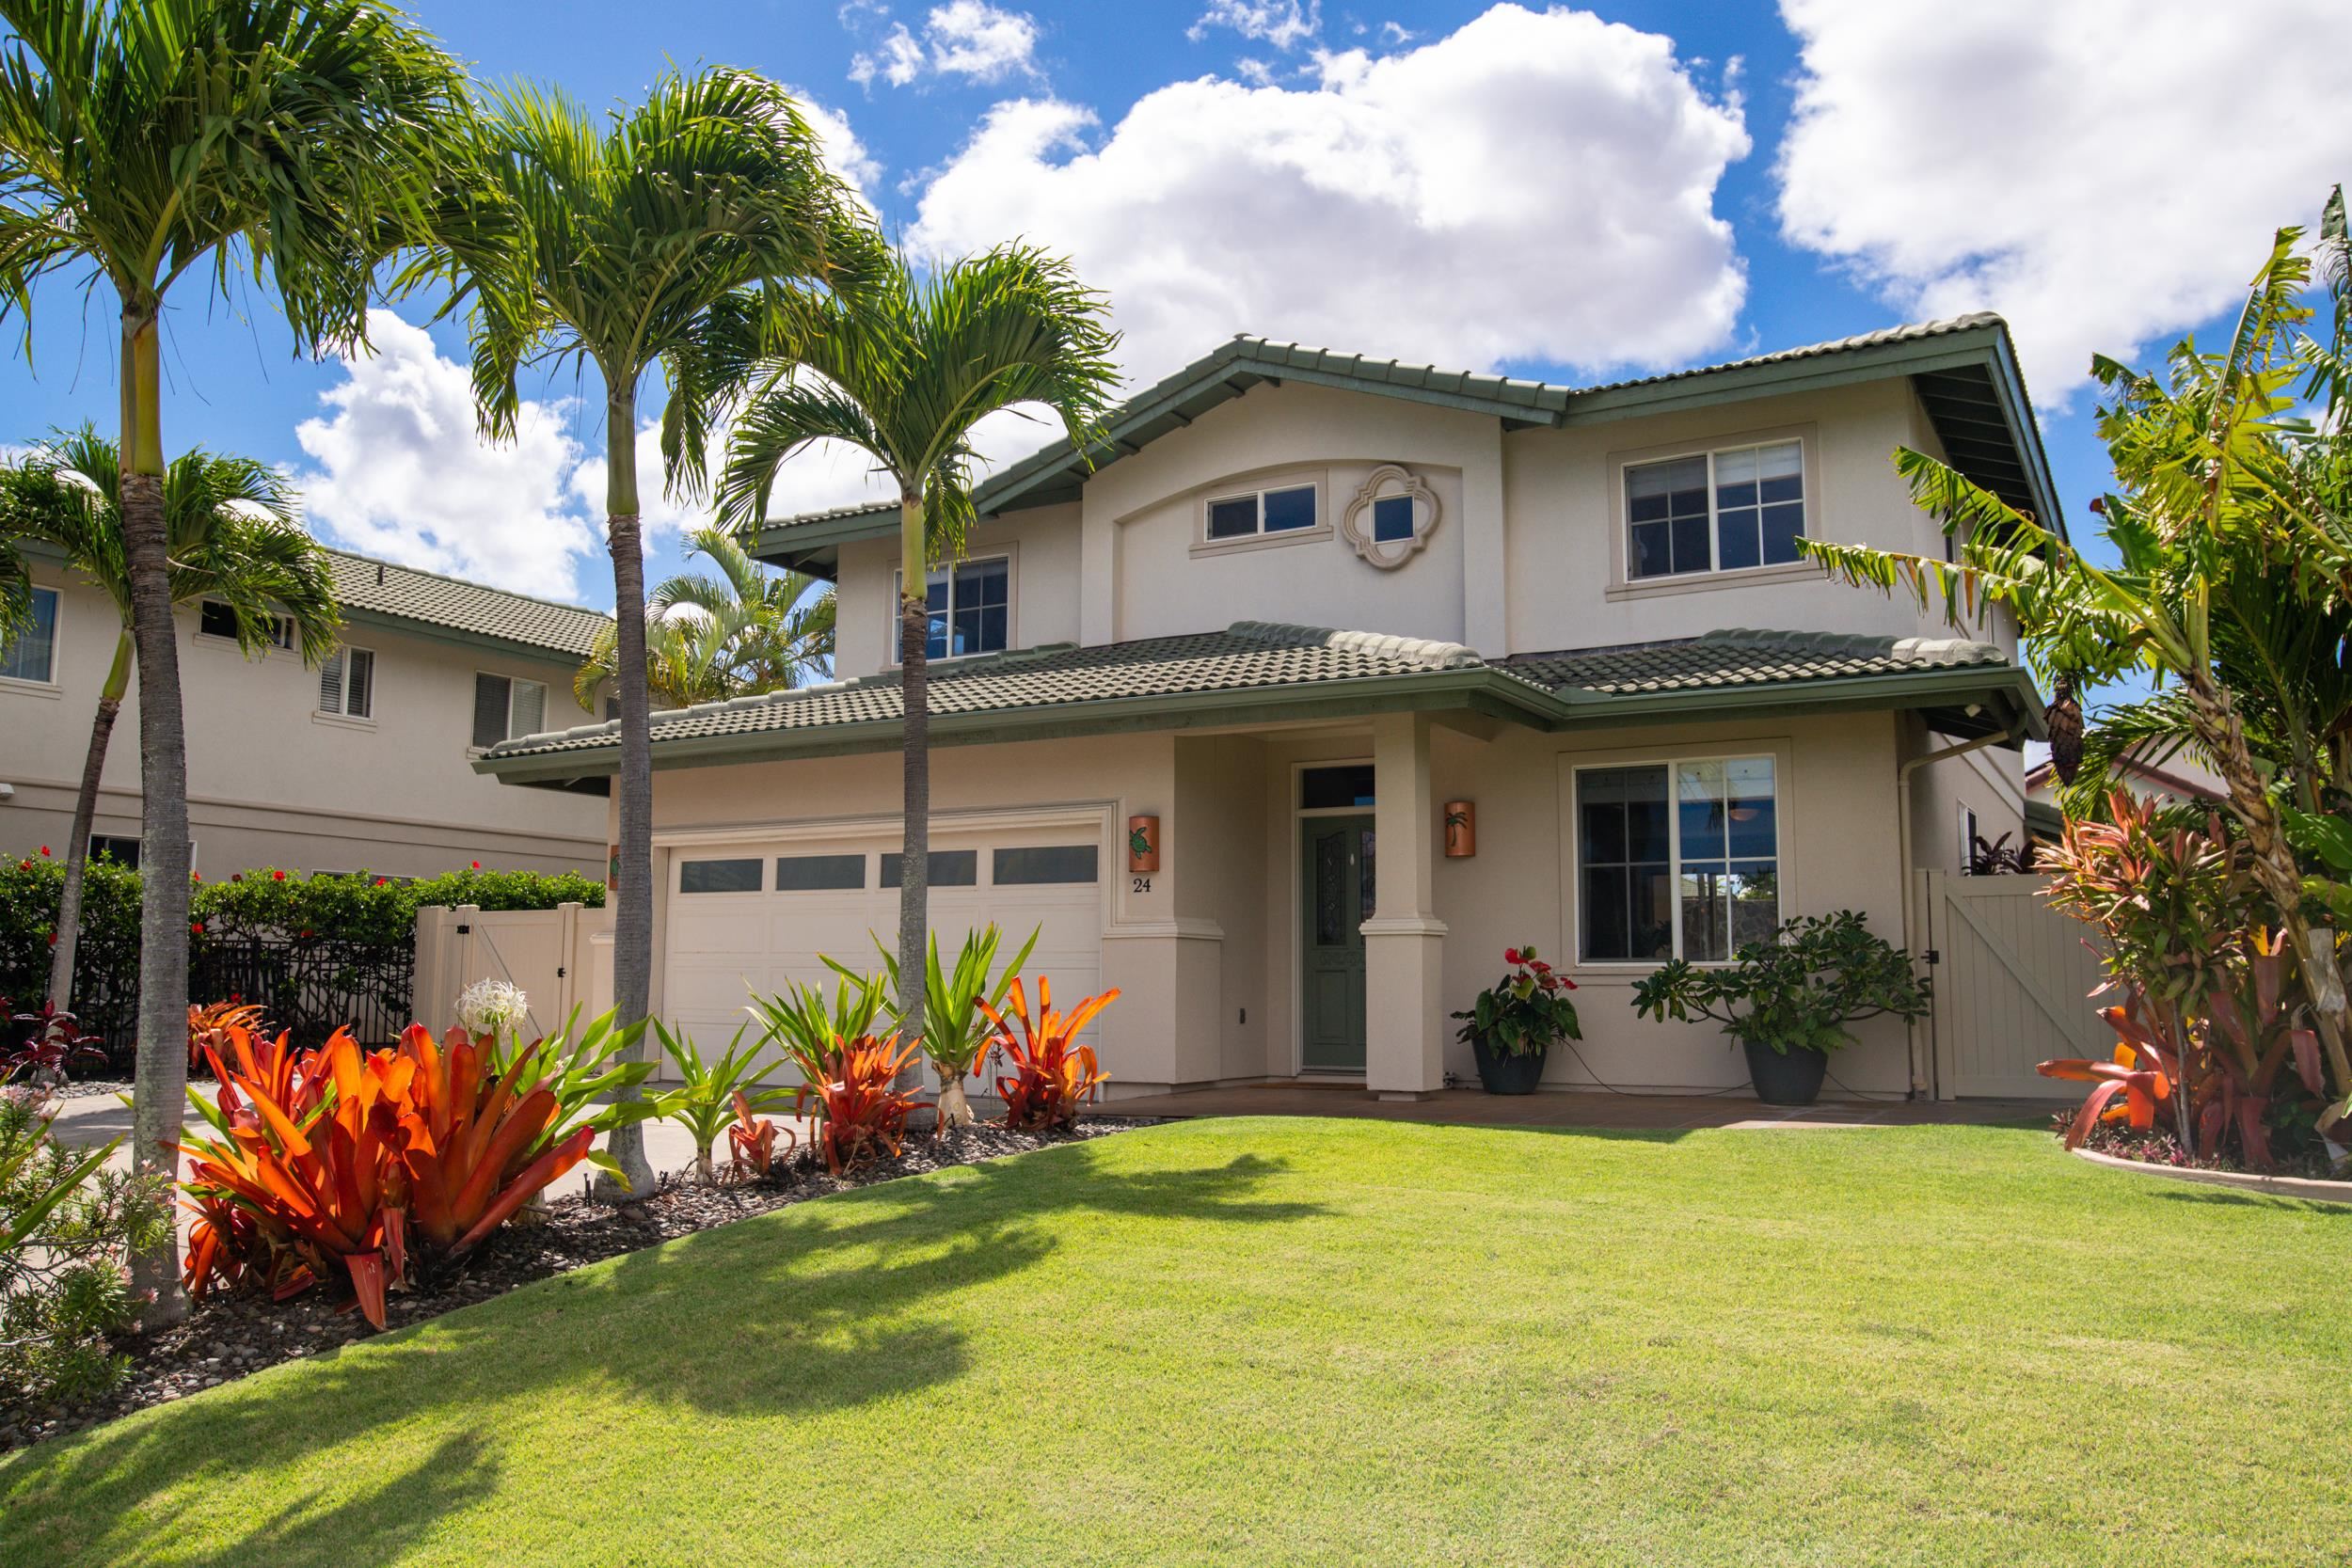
[1299,812,1373,1071]
[658,816,1107,1081]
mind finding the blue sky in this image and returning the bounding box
[6,0,2349,657]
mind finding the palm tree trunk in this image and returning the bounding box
[46,633,131,1008]
[119,304,189,1325]
[595,379,658,1200]
[897,492,930,1083]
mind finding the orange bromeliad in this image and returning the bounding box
[980,975,1120,1132]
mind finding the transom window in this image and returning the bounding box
[0,585,57,683]
[894,556,1009,660]
[993,845,1098,885]
[1205,482,1318,542]
[1625,439,1804,580]
[1577,757,1778,963]
[318,646,374,720]
[198,598,294,650]
[678,858,762,895]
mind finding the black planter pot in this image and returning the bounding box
[1470,1035,1549,1095]
[1743,1040,1828,1106]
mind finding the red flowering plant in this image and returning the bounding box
[1452,945,1581,1058]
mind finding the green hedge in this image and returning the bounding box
[0,853,605,1004]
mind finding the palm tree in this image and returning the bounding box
[573,526,835,709]
[0,427,339,1011]
[710,246,1119,1098]
[440,71,868,1195]
[0,0,467,1317]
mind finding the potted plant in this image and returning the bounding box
[1452,946,1580,1094]
[1629,911,1930,1106]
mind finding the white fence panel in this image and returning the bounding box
[1923,870,2113,1098]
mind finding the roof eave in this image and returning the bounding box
[1542,663,2045,742]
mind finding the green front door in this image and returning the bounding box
[1300,814,1373,1071]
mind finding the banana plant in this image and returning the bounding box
[834,925,1039,1129]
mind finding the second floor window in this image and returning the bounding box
[1625,439,1805,580]
[318,646,374,720]
[1205,482,1318,542]
[895,556,1009,660]
[473,672,547,748]
[198,598,294,650]
[0,586,58,684]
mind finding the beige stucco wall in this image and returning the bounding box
[832,501,1084,681]
[0,572,606,877]
[636,705,1940,1098]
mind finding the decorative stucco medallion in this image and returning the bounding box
[1341,464,1440,569]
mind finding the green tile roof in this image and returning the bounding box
[327,550,612,658]
[751,312,2060,573]
[479,623,2038,781]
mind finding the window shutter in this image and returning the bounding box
[345,649,374,720]
[473,673,510,748]
[319,652,342,714]
[510,678,546,738]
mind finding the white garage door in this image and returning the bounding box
[660,825,1106,1084]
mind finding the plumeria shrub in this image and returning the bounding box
[1631,911,1929,1056]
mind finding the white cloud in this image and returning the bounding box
[795,93,883,201]
[1189,1,1321,50]
[294,312,605,601]
[850,2,1041,89]
[908,4,1750,388]
[1774,0,2352,403]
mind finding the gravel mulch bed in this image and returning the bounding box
[42,1076,135,1101]
[0,1117,1152,1454]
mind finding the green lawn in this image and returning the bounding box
[2,1117,2344,1567]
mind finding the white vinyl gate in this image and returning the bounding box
[1920,870,2114,1098]
[412,901,613,1043]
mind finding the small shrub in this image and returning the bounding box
[982,975,1119,1132]
[1450,945,1580,1058]
[1629,911,1930,1055]
[2,1001,107,1086]
[0,1091,173,1404]
[650,1021,792,1182]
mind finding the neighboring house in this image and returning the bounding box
[1,547,612,878]
[482,313,2052,1101]
[2021,739,2226,848]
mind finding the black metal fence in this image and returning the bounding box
[9,935,414,1070]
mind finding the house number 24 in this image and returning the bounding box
[1131,875,1153,894]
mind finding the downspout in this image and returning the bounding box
[1898,721,2015,1099]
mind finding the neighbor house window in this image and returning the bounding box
[0,586,57,683]
[993,845,1099,885]
[678,858,762,895]
[88,833,139,868]
[318,646,374,720]
[197,598,294,649]
[472,673,548,747]
[1959,804,1981,875]
[1625,440,1804,580]
[1204,482,1318,542]
[1577,757,1777,963]
[892,556,1009,660]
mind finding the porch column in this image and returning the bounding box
[1364,712,1447,1100]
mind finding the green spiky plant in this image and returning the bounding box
[649,1021,795,1184]
[835,923,1039,1128]
[1799,192,2352,1134]
[0,427,339,1013]
[0,0,470,1319]
[708,246,1120,1055]
[427,69,870,1198]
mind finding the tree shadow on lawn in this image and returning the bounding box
[0,1139,1320,1566]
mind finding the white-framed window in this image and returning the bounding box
[891,555,1009,661]
[1959,804,1981,874]
[1204,481,1319,543]
[197,598,294,650]
[0,585,59,684]
[88,833,140,868]
[1625,439,1805,580]
[1575,755,1779,964]
[318,645,374,720]
[472,672,548,747]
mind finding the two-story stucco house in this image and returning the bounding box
[481,313,2053,1101]
[1,546,612,878]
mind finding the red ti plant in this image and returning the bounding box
[726,1088,792,1178]
[2,999,107,1086]
[980,975,1120,1132]
[787,1033,925,1175]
